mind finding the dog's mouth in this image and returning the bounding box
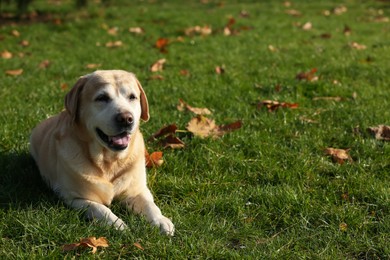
[96,128,130,151]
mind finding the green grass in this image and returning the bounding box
[1,0,389,258]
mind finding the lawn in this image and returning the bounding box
[0,0,389,258]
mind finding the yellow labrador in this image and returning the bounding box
[29,70,174,235]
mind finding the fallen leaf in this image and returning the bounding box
[268,45,278,52]
[39,59,51,69]
[5,69,23,76]
[1,50,12,59]
[105,40,123,48]
[133,242,144,250]
[186,115,241,138]
[145,151,164,168]
[333,6,347,15]
[11,30,20,37]
[296,68,318,81]
[85,63,102,69]
[339,222,348,232]
[180,69,190,76]
[107,27,118,35]
[302,22,312,31]
[19,40,29,47]
[223,17,241,36]
[177,99,212,115]
[367,125,390,141]
[150,124,178,140]
[161,134,185,149]
[349,42,366,50]
[285,9,302,16]
[149,74,164,80]
[187,116,217,138]
[299,116,318,124]
[62,237,109,254]
[343,25,352,36]
[257,100,299,112]
[61,83,69,90]
[215,66,225,74]
[324,148,352,164]
[150,58,166,72]
[312,96,343,102]
[155,38,169,53]
[129,27,144,34]
[185,25,212,36]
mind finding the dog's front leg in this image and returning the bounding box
[123,190,174,236]
[70,199,127,230]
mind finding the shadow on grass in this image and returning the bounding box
[0,151,56,209]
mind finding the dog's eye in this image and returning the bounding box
[95,94,111,102]
[128,94,137,101]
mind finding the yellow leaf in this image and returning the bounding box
[150,58,166,72]
[5,69,23,76]
[1,50,12,59]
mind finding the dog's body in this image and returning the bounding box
[30,70,174,235]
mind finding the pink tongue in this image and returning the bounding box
[110,133,130,147]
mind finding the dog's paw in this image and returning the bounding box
[113,218,128,231]
[152,216,175,236]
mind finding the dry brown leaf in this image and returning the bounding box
[215,66,225,74]
[85,63,102,69]
[11,29,20,37]
[20,40,29,47]
[312,96,343,102]
[296,68,318,81]
[107,27,118,35]
[39,60,51,69]
[5,69,23,76]
[105,40,123,48]
[180,69,190,76]
[186,115,241,138]
[185,25,212,36]
[324,148,352,164]
[161,134,185,149]
[1,50,12,59]
[129,27,144,34]
[61,83,69,91]
[350,42,366,50]
[155,38,169,53]
[302,22,312,31]
[367,125,390,141]
[149,74,164,80]
[145,151,164,168]
[177,99,211,115]
[62,237,109,254]
[133,242,144,250]
[150,58,166,72]
[150,124,178,140]
[257,100,299,112]
[343,25,352,36]
[285,9,302,17]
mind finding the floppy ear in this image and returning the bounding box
[135,77,150,122]
[64,76,88,123]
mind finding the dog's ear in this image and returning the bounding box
[64,76,88,123]
[135,77,150,122]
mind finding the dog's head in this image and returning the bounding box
[65,70,149,151]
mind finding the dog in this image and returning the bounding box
[29,70,174,235]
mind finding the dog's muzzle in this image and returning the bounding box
[96,128,131,151]
[96,112,134,151]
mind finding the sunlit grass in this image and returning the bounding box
[0,0,389,258]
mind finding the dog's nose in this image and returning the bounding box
[115,112,133,127]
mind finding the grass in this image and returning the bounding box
[0,0,389,258]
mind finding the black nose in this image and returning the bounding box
[115,112,133,127]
